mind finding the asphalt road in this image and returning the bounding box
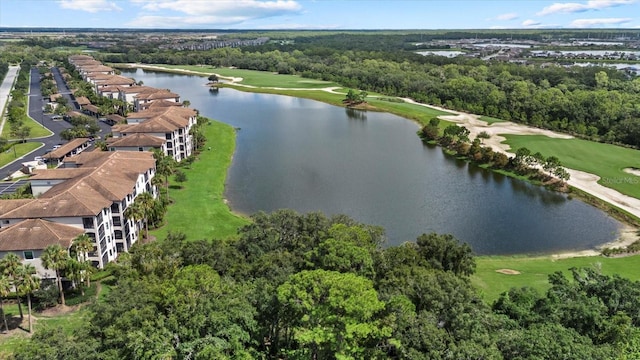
[1,66,111,184]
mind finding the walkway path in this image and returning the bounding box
[0,65,20,135]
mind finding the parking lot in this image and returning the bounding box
[0,179,29,196]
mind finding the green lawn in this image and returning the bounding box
[473,254,640,303]
[479,115,507,124]
[1,117,52,140]
[150,120,250,242]
[502,135,640,199]
[0,302,89,357]
[147,64,339,89]
[0,142,42,169]
[367,98,453,126]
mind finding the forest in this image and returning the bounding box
[12,210,640,359]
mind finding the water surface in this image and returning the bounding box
[122,69,623,255]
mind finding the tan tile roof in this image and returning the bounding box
[50,93,62,101]
[130,106,196,120]
[107,133,166,148]
[95,75,136,86]
[135,90,180,101]
[1,151,155,219]
[45,138,89,160]
[78,65,113,73]
[0,200,33,215]
[119,85,161,94]
[0,219,82,252]
[82,104,99,113]
[106,114,126,124]
[30,168,91,180]
[87,73,115,81]
[75,96,91,106]
[147,100,183,109]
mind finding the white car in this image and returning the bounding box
[34,156,44,162]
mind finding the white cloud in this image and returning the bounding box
[569,17,633,27]
[522,19,542,26]
[537,0,636,16]
[490,25,508,29]
[131,0,301,16]
[58,0,122,13]
[496,12,519,21]
[128,0,302,27]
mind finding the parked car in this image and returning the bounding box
[34,156,44,162]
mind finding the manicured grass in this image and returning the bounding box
[366,98,453,126]
[1,117,52,140]
[502,135,640,199]
[473,254,640,303]
[147,64,339,89]
[0,303,88,356]
[0,142,42,169]
[150,120,250,242]
[479,115,507,124]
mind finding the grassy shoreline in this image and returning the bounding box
[149,119,250,241]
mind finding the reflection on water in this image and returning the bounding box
[346,108,367,121]
[121,68,624,255]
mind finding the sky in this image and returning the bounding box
[1,0,640,30]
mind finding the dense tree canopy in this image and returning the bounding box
[13,210,640,359]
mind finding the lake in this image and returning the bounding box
[122,69,624,255]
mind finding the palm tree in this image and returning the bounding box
[153,149,177,195]
[72,234,94,288]
[124,201,145,242]
[126,192,155,241]
[65,258,84,296]
[0,275,11,333]
[41,244,70,306]
[15,264,39,333]
[0,253,23,319]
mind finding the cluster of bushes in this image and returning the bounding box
[4,62,32,142]
[420,118,569,188]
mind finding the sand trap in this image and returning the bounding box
[624,168,640,177]
[496,269,521,275]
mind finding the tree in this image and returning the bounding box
[72,233,94,288]
[124,201,145,242]
[15,264,40,333]
[277,269,392,359]
[415,233,476,276]
[153,149,177,195]
[41,244,70,306]
[0,275,10,333]
[136,192,155,240]
[208,74,219,83]
[477,131,491,143]
[1,253,24,319]
[174,170,187,188]
[10,125,30,143]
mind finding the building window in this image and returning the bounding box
[112,216,122,227]
[165,133,172,140]
[111,203,120,214]
[82,217,94,229]
[2,220,9,224]
[114,230,123,239]
[138,147,144,152]
[23,251,34,260]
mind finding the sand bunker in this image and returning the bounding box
[496,269,521,275]
[624,168,640,177]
